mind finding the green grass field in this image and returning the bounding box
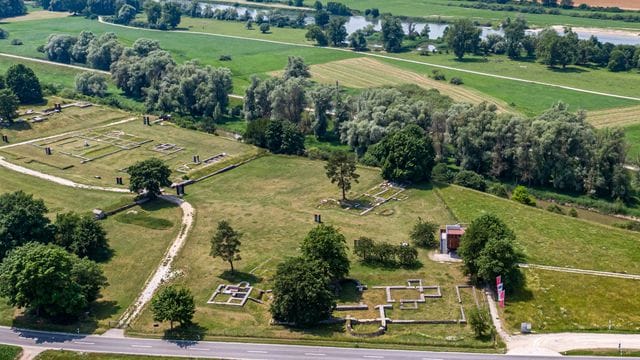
[0,169,181,334]
[128,155,496,350]
[331,0,640,30]
[0,345,21,360]
[624,123,640,161]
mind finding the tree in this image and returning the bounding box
[160,2,181,29]
[309,85,333,138]
[0,0,26,18]
[71,31,95,63]
[502,17,527,59]
[116,4,137,24]
[260,23,270,34]
[445,18,481,60]
[210,220,242,273]
[409,217,438,248]
[0,89,19,123]
[381,17,404,53]
[151,286,195,329]
[63,0,86,14]
[0,191,53,260]
[348,29,367,51]
[458,214,515,283]
[325,150,359,201]
[326,17,347,46]
[511,185,536,206]
[300,224,350,282]
[608,50,628,72]
[127,158,172,197]
[144,1,162,25]
[366,125,436,183]
[420,24,430,39]
[305,25,328,46]
[269,77,307,124]
[536,28,577,68]
[0,243,107,319]
[75,72,108,97]
[87,32,123,71]
[269,257,335,327]
[283,56,310,80]
[44,34,77,64]
[54,212,110,261]
[454,170,486,191]
[314,10,329,27]
[476,236,523,293]
[468,308,492,338]
[5,64,42,104]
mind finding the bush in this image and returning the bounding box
[511,185,536,206]
[306,147,331,161]
[431,69,446,81]
[10,39,23,46]
[449,77,464,85]
[613,221,640,232]
[487,183,508,198]
[454,170,486,191]
[569,208,578,217]
[219,54,232,61]
[410,217,438,248]
[546,203,565,215]
[468,308,492,338]
[260,23,270,33]
[431,163,453,183]
[354,237,419,268]
[0,28,8,40]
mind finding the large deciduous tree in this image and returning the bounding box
[5,64,43,104]
[300,224,350,282]
[54,212,110,262]
[269,257,335,327]
[75,72,108,97]
[409,217,438,248]
[44,34,77,64]
[325,150,359,201]
[283,56,310,80]
[151,286,195,329]
[326,17,347,46]
[445,18,481,60]
[0,0,26,18]
[0,89,19,123]
[381,16,404,53]
[0,191,53,260]
[269,77,307,124]
[210,220,242,273]
[0,243,107,319]
[127,158,172,197]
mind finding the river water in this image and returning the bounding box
[198,2,640,45]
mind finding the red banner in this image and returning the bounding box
[499,290,505,308]
[496,275,502,287]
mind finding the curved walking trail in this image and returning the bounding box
[98,18,640,102]
[0,52,110,75]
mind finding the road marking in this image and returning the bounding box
[131,345,152,348]
[422,358,443,360]
[72,341,95,345]
[364,356,384,359]
[247,350,268,353]
[305,353,326,356]
[191,348,210,351]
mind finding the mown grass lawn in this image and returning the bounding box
[0,169,181,334]
[129,155,496,350]
[504,268,640,333]
[36,351,212,360]
[437,184,640,274]
[0,345,21,360]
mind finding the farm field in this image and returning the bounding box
[0,116,259,187]
[587,105,640,160]
[0,169,181,334]
[298,58,512,112]
[575,0,640,10]
[128,155,495,350]
[333,0,640,29]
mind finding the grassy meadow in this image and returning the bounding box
[0,169,181,334]
[128,155,496,350]
[0,345,21,360]
[35,351,209,360]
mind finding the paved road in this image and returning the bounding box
[2,326,638,360]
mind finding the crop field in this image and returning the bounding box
[300,58,511,112]
[587,105,640,128]
[0,119,258,187]
[575,0,640,10]
[128,155,498,349]
[0,169,181,334]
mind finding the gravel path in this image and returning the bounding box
[520,263,640,280]
[0,52,110,75]
[117,195,195,328]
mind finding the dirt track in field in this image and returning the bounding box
[302,58,511,112]
[587,105,640,128]
[576,0,640,10]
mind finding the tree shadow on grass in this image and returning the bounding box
[284,322,346,337]
[1,120,32,133]
[162,322,207,347]
[336,279,363,303]
[140,198,179,212]
[547,66,588,74]
[11,300,119,335]
[219,270,262,284]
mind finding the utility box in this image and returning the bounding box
[521,322,532,334]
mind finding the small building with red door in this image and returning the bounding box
[439,224,466,254]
